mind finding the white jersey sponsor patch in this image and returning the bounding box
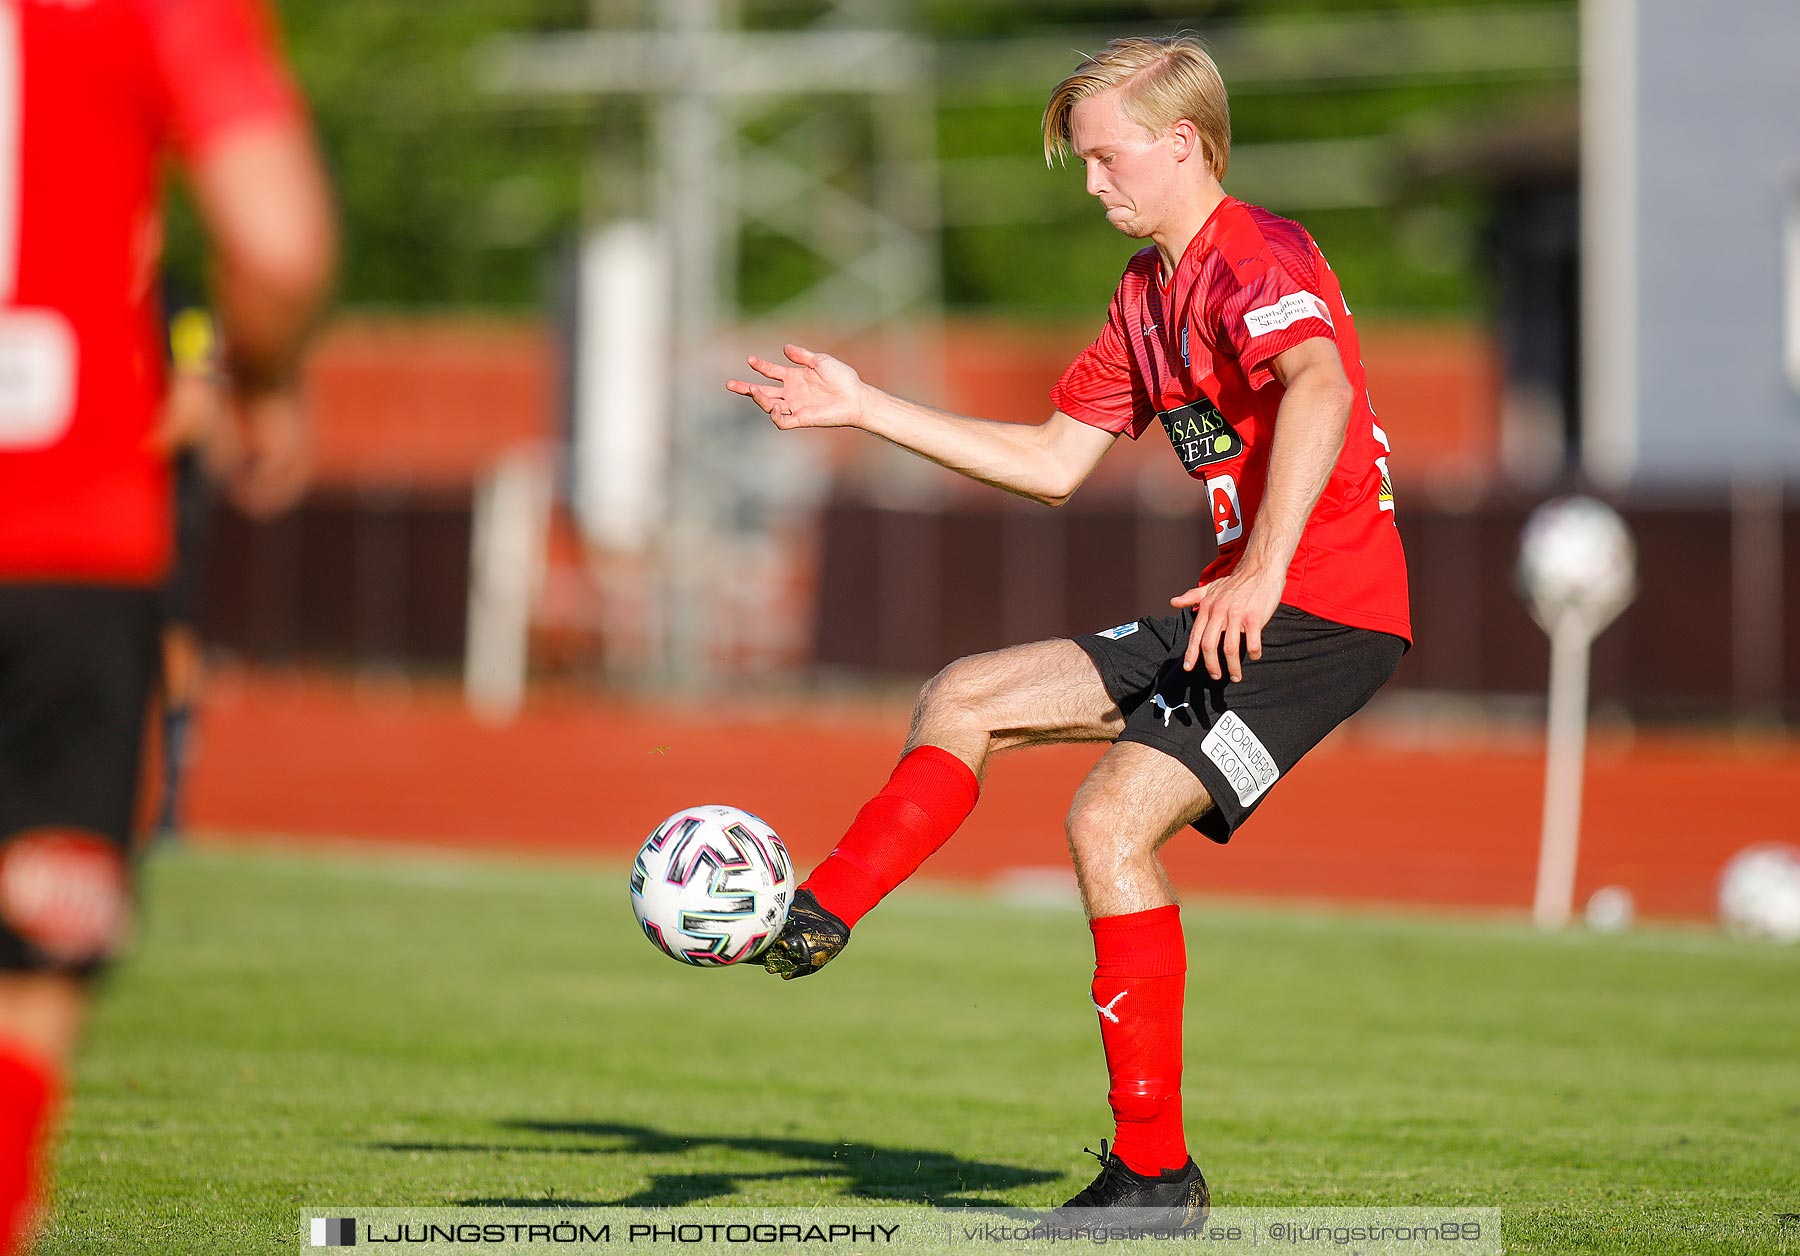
[1201,710,1281,807]
[1242,291,1333,337]
[0,309,77,450]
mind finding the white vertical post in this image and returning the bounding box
[464,449,552,724]
[572,220,670,552]
[1784,172,1800,397]
[1533,612,1596,930]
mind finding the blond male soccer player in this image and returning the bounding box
[0,3,334,1251]
[729,36,1409,1226]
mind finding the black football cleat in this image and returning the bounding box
[760,889,850,980]
[1037,1140,1210,1235]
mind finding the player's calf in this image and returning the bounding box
[774,639,1119,975]
[783,745,980,952]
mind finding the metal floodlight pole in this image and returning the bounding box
[477,0,939,688]
[659,0,726,687]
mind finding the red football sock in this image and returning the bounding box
[0,1042,60,1256]
[1090,904,1188,1177]
[800,746,980,928]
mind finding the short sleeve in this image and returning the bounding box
[1216,252,1339,391]
[1051,286,1157,440]
[138,0,303,159]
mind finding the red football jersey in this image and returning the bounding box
[1053,197,1411,642]
[0,0,300,584]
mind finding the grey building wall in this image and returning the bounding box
[1613,0,1800,485]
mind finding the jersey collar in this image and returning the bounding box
[1158,194,1238,293]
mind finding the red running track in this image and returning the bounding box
[185,669,1800,921]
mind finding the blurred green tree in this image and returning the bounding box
[162,0,1569,322]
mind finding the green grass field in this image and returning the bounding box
[38,844,1800,1255]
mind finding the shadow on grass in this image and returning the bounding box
[373,1118,1058,1207]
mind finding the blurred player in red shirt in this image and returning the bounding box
[0,2,334,1251]
[730,36,1408,1228]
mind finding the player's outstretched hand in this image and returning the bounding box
[726,343,866,431]
[1170,566,1284,683]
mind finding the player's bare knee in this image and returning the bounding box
[1064,793,1153,873]
[913,654,995,736]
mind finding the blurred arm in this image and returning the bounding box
[186,122,337,514]
[188,122,336,397]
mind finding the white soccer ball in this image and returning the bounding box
[1585,885,1636,933]
[630,805,794,967]
[1516,495,1636,630]
[1718,843,1800,943]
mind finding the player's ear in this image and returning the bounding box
[1169,118,1200,163]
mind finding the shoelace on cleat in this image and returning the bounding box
[1066,1140,1132,1206]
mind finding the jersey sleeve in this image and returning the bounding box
[1050,283,1156,440]
[138,0,304,159]
[1215,242,1340,391]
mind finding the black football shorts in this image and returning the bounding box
[1075,604,1405,843]
[0,584,159,974]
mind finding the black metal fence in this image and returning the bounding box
[811,493,1798,723]
[191,484,1796,723]
[199,487,473,670]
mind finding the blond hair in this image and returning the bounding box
[1042,35,1231,180]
